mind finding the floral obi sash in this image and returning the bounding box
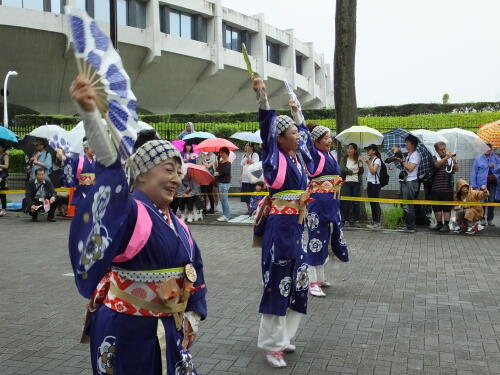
[90,267,203,330]
[269,190,311,224]
[309,175,342,199]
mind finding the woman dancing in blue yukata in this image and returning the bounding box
[69,75,207,375]
[253,76,312,368]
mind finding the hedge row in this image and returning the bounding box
[6,149,26,174]
[13,101,500,127]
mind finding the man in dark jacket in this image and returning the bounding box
[26,168,58,222]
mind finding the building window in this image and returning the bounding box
[169,9,193,39]
[266,41,281,65]
[50,0,62,14]
[1,0,65,12]
[315,64,321,85]
[93,0,110,22]
[160,6,207,42]
[74,0,86,11]
[296,55,303,75]
[223,24,245,52]
[2,0,42,10]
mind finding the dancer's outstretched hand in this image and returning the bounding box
[71,75,96,113]
[252,76,265,92]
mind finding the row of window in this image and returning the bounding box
[1,1,307,73]
[1,0,63,13]
[0,0,145,28]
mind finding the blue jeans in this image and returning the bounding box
[340,182,361,222]
[400,180,419,230]
[218,183,231,218]
[486,182,497,222]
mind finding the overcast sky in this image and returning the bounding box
[222,0,500,107]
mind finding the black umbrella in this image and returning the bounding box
[18,135,56,159]
[382,128,434,179]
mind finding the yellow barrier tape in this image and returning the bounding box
[2,188,499,206]
[1,187,71,195]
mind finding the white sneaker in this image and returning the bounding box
[187,213,194,223]
[283,344,296,353]
[466,226,476,235]
[309,282,326,297]
[195,210,203,221]
[265,351,286,368]
[217,216,228,222]
[477,224,485,232]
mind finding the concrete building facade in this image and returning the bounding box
[0,0,333,117]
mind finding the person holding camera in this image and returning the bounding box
[394,135,421,233]
[430,142,459,233]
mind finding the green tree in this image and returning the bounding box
[442,93,450,104]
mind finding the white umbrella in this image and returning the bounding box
[411,129,448,152]
[230,131,262,144]
[436,128,489,159]
[137,121,154,131]
[29,125,73,155]
[335,126,384,148]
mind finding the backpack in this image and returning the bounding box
[377,159,390,187]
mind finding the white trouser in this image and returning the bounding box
[257,309,303,352]
[309,257,328,284]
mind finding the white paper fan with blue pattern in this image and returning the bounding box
[65,6,139,161]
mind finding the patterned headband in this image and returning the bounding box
[274,115,295,135]
[82,139,90,148]
[127,140,182,180]
[311,126,330,141]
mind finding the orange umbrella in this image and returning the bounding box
[184,164,214,186]
[196,138,239,152]
[478,120,500,128]
[477,122,500,148]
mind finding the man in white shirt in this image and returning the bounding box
[394,135,421,233]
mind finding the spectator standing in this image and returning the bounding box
[178,122,195,140]
[63,138,96,209]
[340,143,363,227]
[182,143,198,164]
[240,143,260,214]
[0,142,9,217]
[471,143,500,226]
[215,147,231,221]
[394,135,421,233]
[178,174,201,223]
[248,181,267,216]
[26,169,58,222]
[430,142,459,233]
[30,138,53,181]
[199,151,217,214]
[364,144,382,228]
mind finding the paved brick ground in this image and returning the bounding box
[1,213,500,374]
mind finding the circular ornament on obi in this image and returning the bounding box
[184,263,197,283]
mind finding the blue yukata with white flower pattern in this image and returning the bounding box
[258,109,310,316]
[301,126,349,265]
[68,158,207,375]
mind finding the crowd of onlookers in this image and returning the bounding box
[341,136,500,234]
[0,123,498,234]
